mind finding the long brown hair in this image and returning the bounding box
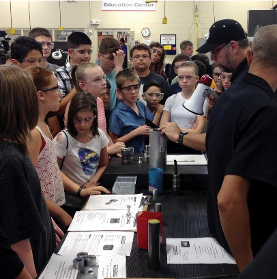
[150,42,165,75]
[67,92,99,137]
[0,66,38,152]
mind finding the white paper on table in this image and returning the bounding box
[68,210,137,231]
[58,231,134,256]
[84,194,142,211]
[166,237,236,264]
[38,253,126,279]
[167,154,207,165]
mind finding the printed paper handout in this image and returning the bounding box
[166,237,236,264]
[39,253,126,279]
[68,210,137,231]
[84,194,142,211]
[58,231,134,256]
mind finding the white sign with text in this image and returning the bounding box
[102,0,156,11]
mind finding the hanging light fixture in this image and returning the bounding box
[162,1,167,24]
[58,1,64,31]
[28,1,32,31]
[8,1,15,34]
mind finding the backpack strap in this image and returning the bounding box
[59,130,69,170]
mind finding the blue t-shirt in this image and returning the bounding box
[145,108,154,121]
[109,101,148,153]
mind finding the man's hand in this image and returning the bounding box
[159,122,181,142]
[207,89,222,109]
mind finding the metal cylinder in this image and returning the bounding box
[148,219,160,271]
[155,203,161,212]
[149,129,167,170]
[121,148,132,164]
[85,255,97,267]
[77,252,88,258]
[73,257,85,270]
[172,174,181,195]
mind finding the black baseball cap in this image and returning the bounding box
[197,19,247,54]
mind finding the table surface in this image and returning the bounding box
[54,155,239,279]
[102,154,208,190]
[126,189,239,279]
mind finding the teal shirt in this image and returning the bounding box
[107,69,118,111]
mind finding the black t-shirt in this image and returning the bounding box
[0,141,56,274]
[206,72,277,255]
[139,71,169,95]
[0,225,24,279]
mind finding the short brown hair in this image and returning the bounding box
[29,27,52,40]
[130,43,151,58]
[0,66,38,153]
[178,61,198,76]
[99,37,120,55]
[180,40,193,50]
[67,92,99,137]
[116,69,140,89]
[26,66,54,91]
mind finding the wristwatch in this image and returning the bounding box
[177,131,188,145]
[77,185,86,197]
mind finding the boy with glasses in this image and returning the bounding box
[109,69,151,153]
[11,36,44,69]
[130,44,169,105]
[29,27,59,74]
[55,32,92,119]
[98,37,125,111]
[142,81,164,126]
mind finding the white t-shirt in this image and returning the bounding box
[54,129,109,186]
[164,92,197,129]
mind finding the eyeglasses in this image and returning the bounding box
[144,92,164,98]
[210,43,228,56]
[178,75,197,81]
[21,57,45,64]
[100,54,114,61]
[86,75,107,84]
[41,85,61,94]
[132,55,150,60]
[120,83,140,93]
[151,48,163,57]
[38,41,54,49]
[220,74,232,81]
[73,116,96,123]
[72,49,93,55]
[213,72,222,77]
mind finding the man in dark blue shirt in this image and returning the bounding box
[206,24,277,272]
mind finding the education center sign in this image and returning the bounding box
[102,0,156,11]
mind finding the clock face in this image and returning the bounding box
[141,27,150,37]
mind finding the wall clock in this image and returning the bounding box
[141,27,151,37]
